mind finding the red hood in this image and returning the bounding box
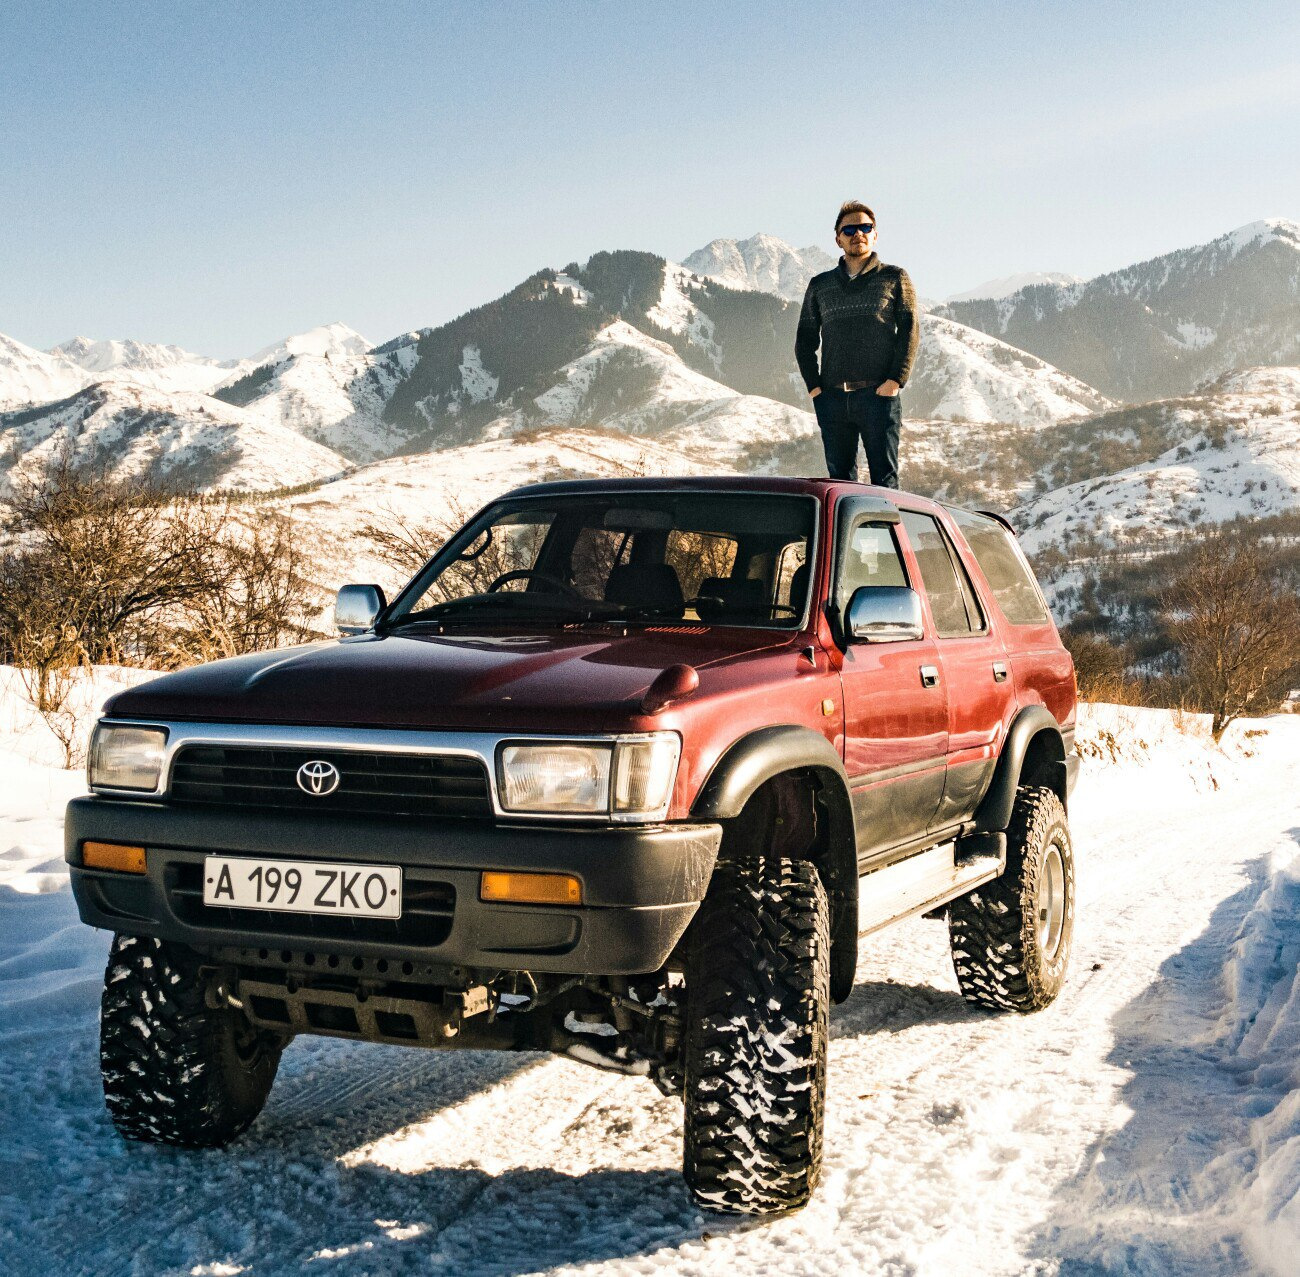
[102,627,798,731]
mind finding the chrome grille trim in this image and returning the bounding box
[88,720,677,823]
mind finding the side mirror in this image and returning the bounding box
[847,586,923,643]
[335,584,386,636]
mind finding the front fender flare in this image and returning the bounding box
[692,725,849,820]
[692,725,859,1003]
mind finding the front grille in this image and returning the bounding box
[167,745,492,819]
[167,860,456,947]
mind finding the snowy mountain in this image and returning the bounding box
[907,315,1114,425]
[938,219,1300,401]
[49,336,231,395]
[236,321,372,369]
[1013,367,1300,556]
[209,324,403,461]
[0,334,86,413]
[0,381,349,494]
[682,234,836,302]
[946,271,1084,303]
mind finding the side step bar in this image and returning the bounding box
[857,839,1005,937]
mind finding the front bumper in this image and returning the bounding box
[65,797,722,975]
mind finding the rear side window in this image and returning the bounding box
[949,508,1050,626]
[899,511,984,638]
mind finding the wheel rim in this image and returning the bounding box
[1037,842,1066,961]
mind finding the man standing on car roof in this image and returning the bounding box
[796,200,919,488]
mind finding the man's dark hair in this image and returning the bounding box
[835,200,876,232]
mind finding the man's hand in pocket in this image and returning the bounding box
[875,379,900,397]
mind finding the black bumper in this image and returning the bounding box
[65,797,722,975]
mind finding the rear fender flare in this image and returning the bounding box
[973,706,1066,832]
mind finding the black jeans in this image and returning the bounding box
[813,386,901,487]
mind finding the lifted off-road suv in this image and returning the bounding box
[69,476,1079,1214]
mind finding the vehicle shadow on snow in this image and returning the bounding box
[17,1024,729,1277]
[1028,842,1293,1276]
[833,975,979,1038]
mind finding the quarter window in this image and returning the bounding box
[949,509,1050,626]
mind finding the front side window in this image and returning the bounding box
[949,508,1050,626]
[838,522,908,597]
[900,511,984,638]
[386,492,817,630]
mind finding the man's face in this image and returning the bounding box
[836,212,877,260]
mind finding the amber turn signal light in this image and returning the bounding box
[480,871,582,905]
[81,841,147,874]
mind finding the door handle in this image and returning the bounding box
[920,664,940,688]
[992,661,1008,683]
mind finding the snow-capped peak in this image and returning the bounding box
[945,271,1085,303]
[49,335,220,374]
[1221,218,1300,255]
[247,322,372,366]
[0,332,87,412]
[682,234,835,302]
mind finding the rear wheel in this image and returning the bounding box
[948,785,1075,1012]
[100,934,284,1147]
[682,857,830,1214]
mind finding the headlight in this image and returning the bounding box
[497,734,680,819]
[88,724,168,792]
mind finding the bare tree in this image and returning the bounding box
[1159,530,1300,740]
[1,453,222,665]
[165,508,319,663]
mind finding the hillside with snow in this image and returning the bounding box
[1014,367,1300,556]
[0,333,86,412]
[939,219,1300,400]
[0,381,350,494]
[210,324,405,461]
[2,671,1298,1276]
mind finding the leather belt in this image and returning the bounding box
[835,380,872,391]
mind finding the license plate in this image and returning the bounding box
[203,856,402,919]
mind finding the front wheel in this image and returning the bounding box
[948,786,1075,1012]
[100,934,284,1147]
[682,857,830,1214]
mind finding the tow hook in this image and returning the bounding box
[441,984,493,1038]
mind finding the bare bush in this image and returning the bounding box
[1,452,320,679]
[1159,530,1300,740]
[162,508,318,663]
[1062,630,1147,706]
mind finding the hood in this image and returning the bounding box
[103,626,796,731]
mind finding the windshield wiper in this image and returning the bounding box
[383,594,622,630]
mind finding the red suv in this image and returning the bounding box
[68,476,1080,1215]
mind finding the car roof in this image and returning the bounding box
[500,475,945,515]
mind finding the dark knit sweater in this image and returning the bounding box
[795,254,920,392]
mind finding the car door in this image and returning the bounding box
[833,499,948,862]
[897,508,1015,831]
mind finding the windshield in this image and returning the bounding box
[384,491,817,630]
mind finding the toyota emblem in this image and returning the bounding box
[296,760,341,796]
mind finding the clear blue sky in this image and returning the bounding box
[3,0,1297,359]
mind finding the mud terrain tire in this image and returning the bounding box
[682,857,830,1214]
[100,934,283,1147]
[948,785,1074,1012]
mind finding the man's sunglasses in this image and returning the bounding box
[838,223,874,236]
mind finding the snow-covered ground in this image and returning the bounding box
[2,674,1299,1276]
